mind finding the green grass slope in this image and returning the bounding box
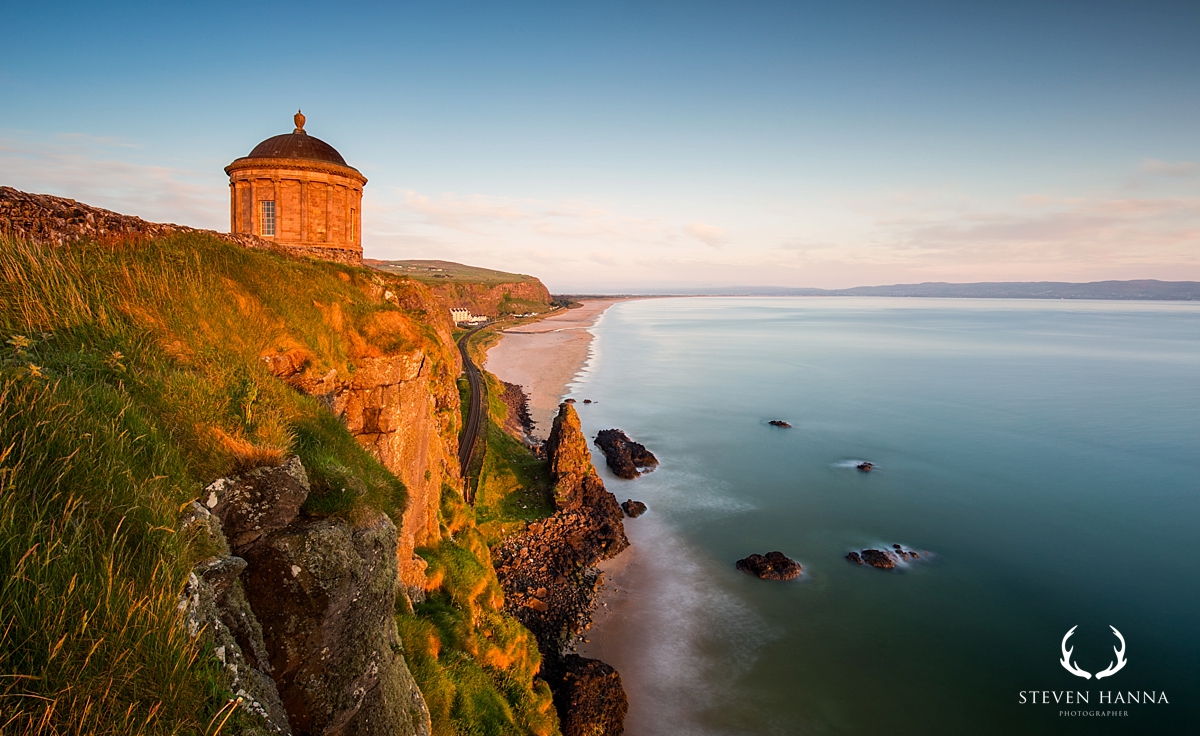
[366,260,541,286]
[0,234,556,736]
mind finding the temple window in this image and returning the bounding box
[261,200,276,236]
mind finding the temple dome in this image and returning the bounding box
[235,110,357,170]
[246,131,349,167]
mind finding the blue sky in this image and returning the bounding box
[3,1,1198,290]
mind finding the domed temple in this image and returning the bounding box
[225,112,366,263]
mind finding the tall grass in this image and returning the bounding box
[0,233,450,732]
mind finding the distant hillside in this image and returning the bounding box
[649,279,1200,301]
[367,259,554,316]
[366,259,541,286]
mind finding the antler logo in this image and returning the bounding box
[1059,625,1128,680]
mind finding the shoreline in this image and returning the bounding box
[484,299,626,439]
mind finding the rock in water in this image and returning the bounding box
[620,499,647,518]
[593,429,659,479]
[856,462,874,472]
[846,545,926,569]
[859,549,896,568]
[768,420,792,428]
[735,551,803,581]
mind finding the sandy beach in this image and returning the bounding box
[484,299,623,439]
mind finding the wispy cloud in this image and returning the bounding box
[683,221,728,248]
[1139,158,1198,177]
[0,130,226,229]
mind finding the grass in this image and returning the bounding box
[396,487,558,736]
[367,260,541,286]
[393,327,559,736]
[0,232,456,733]
[0,232,558,735]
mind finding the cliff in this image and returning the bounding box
[0,216,556,735]
[493,403,630,736]
[366,259,553,317]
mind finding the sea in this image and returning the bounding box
[569,297,1200,736]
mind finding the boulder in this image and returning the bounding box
[735,551,803,581]
[856,462,874,472]
[620,500,647,518]
[593,429,659,480]
[768,420,792,428]
[555,655,628,736]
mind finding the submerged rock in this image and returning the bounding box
[846,545,926,569]
[768,420,792,428]
[736,551,803,581]
[620,499,647,518]
[593,429,659,479]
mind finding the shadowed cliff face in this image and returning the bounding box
[494,403,629,736]
[194,457,432,736]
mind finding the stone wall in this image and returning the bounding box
[0,185,278,252]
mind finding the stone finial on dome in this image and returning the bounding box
[293,109,306,135]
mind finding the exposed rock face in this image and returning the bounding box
[620,500,647,518]
[499,380,536,438]
[736,551,803,581]
[593,429,658,480]
[198,459,432,736]
[269,350,458,600]
[180,503,292,734]
[494,403,629,735]
[1,185,275,251]
[556,655,628,736]
[241,514,429,736]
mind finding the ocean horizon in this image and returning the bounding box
[571,296,1199,735]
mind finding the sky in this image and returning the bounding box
[2,0,1198,292]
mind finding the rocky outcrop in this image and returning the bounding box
[0,185,276,251]
[768,420,792,428]
[267,350,459,600]
[593,429,658,480]
[180,503,292,735]
[620,500,647,518]
[856,462,874,472]
[493,403,629,735]
[193,458,432,736]
[499,381,536,439]
[556,656,628,736]
[846,545,923,569]
[735,551,803,581]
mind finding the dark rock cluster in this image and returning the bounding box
[846,544,922,569]
[768,420,792,428]
[620,499,647,518]
[593,429,659,479]
[493,403,630,735]
[735,551,803,581]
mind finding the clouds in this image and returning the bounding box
[683,222,728,248]
[1140,159,1198,177]
[4,127,1198,290]
[0,130,227,229]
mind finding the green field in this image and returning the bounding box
[367,259,541,286]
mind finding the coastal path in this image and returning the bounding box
[456,325,488,503]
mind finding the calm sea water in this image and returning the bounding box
[570,297,1200,736]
